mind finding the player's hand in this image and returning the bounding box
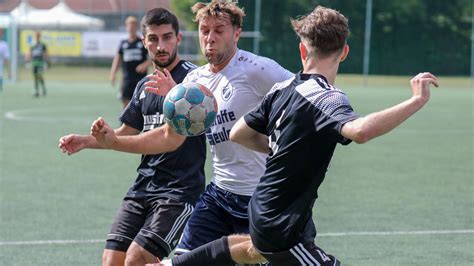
[410,72,439,104]
[59,134,87,155]
[110,75,116,87]
[90,117,117,149]
[136,63,148,74]
[144,69,176,97]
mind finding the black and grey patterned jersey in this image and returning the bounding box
[245,73,359,242]
[117,38,148,81]
[119,60,205,204]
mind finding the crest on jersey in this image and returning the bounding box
[221,84,233,101]
[122,42,129,49]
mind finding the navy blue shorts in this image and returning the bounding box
[175,182,251,254]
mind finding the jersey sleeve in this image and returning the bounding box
[244,94,272,135]
[141,44,148,60]
[119,80,145,130]
[246,57,294,97]
[314,91,359,145]
[117,41,123,56]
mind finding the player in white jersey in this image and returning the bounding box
[181,48,289,197]
[90,1,295,264]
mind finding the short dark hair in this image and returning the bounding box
[141,8,180,36]
[291,6,349,57]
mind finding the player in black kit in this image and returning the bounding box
[59,8,204,265]
[159,6,439,266]
[110,16,150,108]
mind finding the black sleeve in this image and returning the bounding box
[119,79,146,130]
[117,41,124,56]
[244,94,272,135]
[314,91,359,145]
[142,44,148,60]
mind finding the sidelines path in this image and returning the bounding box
[1,229,473,246]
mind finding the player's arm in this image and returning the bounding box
[341,72,439,144]
[136,60,151,74]
[91,117,186,154]
[110,53,122,86]
[230,117,270,154]
[59,123,139,155]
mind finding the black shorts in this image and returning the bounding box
[105,196,194,258]
[120,77,144,101]
[255,242,340,266]
[33,65,44,75]
[250,217,336,265]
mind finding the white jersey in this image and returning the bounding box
[0,41,10,78]
[183,49,293,196]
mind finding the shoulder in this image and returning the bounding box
[234,50,281,73]
[234,49,293,83]
[296,77,351,111]
[183,63,207,81]
[178,60,198,72]
[173,60,198,83]
[268,76,295,95]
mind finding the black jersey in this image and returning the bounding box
[30,43,47,66]
[119,60,205,204]
[117,38,148,81]
[245,73,359,244]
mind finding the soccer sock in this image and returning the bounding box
[34,79,39,95]
[40,79,46,94]
[171,236,234,266]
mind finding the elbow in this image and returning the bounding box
[229,128,238,143]
[166,141,181,152]
[351,127,370,144]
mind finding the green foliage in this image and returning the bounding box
[171,0,472,75]
[171,0,200,30]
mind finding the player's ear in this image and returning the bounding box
[176,32,183,46]
[233,27,241,42]
[141,36,146,46]
[299,42,308,62]
[340,45,349,62]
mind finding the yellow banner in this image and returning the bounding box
[20,30,81,57]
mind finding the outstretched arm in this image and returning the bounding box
[229,118,270,154]
[341,72,439,143]
[110,53,122,87]
[59,123,139,155]
[91,117,186,154]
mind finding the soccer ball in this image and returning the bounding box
[163,82,218,136]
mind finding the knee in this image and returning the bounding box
[124,249,147,266]
[102,249,126,266]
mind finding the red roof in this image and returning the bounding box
[0,0,171,14]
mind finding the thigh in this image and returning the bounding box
[120,79,137,100]
[259,242,340,266]
[227,193,252,235]
[105,198,147,252]
[176,187,234,254]
[134,198,194,259]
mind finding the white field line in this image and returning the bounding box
[0,239,103,246]
[1,229,473,246]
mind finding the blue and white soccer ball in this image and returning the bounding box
[163,82,218,136]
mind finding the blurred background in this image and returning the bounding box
[0,0,472,79]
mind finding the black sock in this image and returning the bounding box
[34,80,38,93]
[172,236,234,266]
